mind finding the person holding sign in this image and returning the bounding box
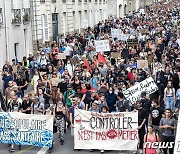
[7,95,22,152]
[44,104,54,153]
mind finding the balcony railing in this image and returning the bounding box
[0,8,3,24]
[12,9,21,25]
[22,8,30,24]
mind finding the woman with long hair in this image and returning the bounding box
[164,80,176,111]
[54,93,66,145]
[143,125,160,154]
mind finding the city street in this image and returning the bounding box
[0,129,132,154]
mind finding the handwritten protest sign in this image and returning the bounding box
[74,109,138,150]
[0,112,53,147]
[94,40,110,52]
[123,77,158,105]
[174,111,180,154]
[57,53,66,59]
[111,28,120,38]
[137,60,148,69]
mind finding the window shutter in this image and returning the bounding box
[43,14,49,42]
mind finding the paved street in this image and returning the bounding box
[0,87,132,154]
[0,129,133,154]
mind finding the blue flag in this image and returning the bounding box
[16,57,18,64]
[59,69,64,75]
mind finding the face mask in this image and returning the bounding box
[109,91,113,94]
[151,104,154,107]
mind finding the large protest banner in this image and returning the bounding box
[123,77,158,105]
[95,40,110,52]
[174,111,180,154]
[74,109,138,150]
[0,112,53,147]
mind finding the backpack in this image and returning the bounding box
[32,102,41,114]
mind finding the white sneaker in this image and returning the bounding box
[100,149,104,153]
[138,149,143,154]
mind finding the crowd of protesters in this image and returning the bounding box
[0,0,180,153]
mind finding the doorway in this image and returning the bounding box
[52,13,58,42]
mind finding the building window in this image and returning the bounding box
[99,0,102,3]
[84,0,87,3]
[40,0,45,2]
[103,0,105,3]
[52,0,56,3]
[95,0,98,3]
[0,8,3,24]
[22,8,30,24]
[62,0,66,2]
[12,9,21,24]
[78,0,82,3]
[42,14,49,42]
[72,0,75,2]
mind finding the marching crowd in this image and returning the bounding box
[0,0,180,154]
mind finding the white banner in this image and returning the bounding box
[174,111,180,154]
[74,109,138,150]
[111,28,129,41]
[95,40,110,52]
[0,112,53,147]
[123,77,158,105]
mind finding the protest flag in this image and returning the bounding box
[59,69,64,75]
[83,59,91,71]
[16,57,19,64]
[98,52,106,64]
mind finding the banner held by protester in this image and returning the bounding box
[74,109,138,150]
[174,111,180,154]
[123,77,158,105]
[0,112,53,147]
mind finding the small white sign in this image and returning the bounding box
[94,40,110,52]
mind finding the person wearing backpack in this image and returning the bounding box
[143,125,160,154]
[30,96,44,115]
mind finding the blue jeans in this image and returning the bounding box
[166,96,174,111]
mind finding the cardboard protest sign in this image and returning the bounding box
[174,111,180,154]
[123,77,158,105]
[127,39,138,46]
[111,52,120,59]
[95,40,110,52]
[137,60,148,69]
[57,53,66,59]
[0,112,53,147]
[74,109,138,150]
